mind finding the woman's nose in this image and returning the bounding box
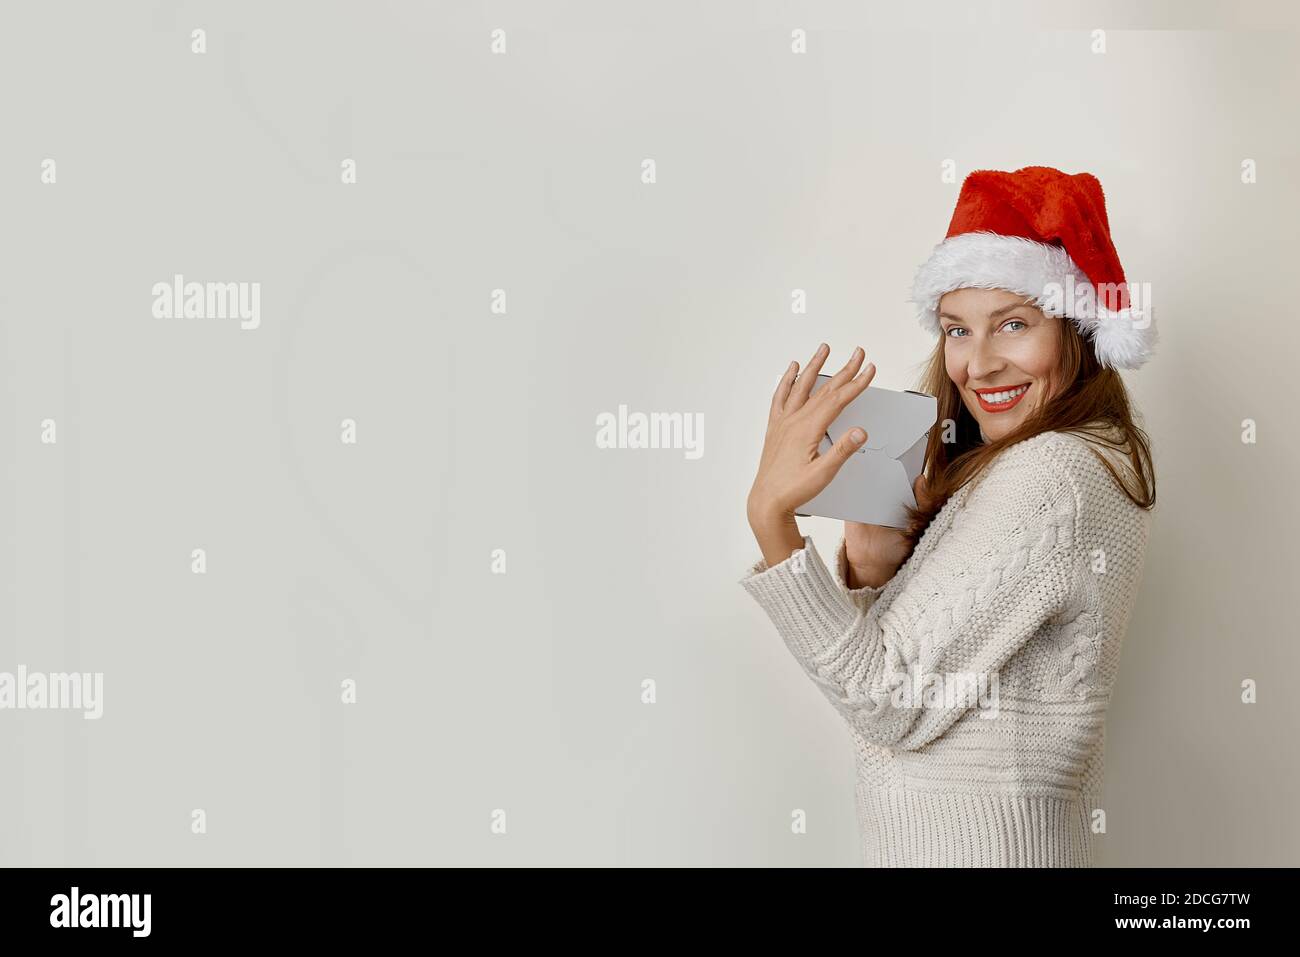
[967,338,1004,379]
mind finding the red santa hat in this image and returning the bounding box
[910,166,1155,371]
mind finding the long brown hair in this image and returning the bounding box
[897,312,1156,562]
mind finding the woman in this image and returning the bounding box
[740,167,1157,867]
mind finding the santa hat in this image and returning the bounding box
[910,166,1155,371]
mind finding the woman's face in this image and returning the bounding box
[938,287,1063,443]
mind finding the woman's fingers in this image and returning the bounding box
[769,360,799,422]
[753,346,896,523]
[786,342,830,409]
[817,422,869,478]
[823,346,866,394]
[844,359,876,401]
[809,358,876,433]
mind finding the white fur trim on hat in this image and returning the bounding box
[909,231,1156,371]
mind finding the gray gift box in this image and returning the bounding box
[795,375,938,529]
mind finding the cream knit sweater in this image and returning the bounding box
[740,428,1152,867]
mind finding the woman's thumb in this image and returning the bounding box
[830,427,868,464]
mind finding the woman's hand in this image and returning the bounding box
[747,343,876,568]
[842,473,931,589]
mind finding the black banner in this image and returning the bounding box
[0,867,1281,942]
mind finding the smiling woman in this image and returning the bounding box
[938,288,1062,430]
[740,166,1157,867]
[901,284,1155,563]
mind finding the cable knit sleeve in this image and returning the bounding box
[739,437,1080,753]
[744,533,889,612]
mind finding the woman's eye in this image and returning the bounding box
[944,327,967,338]
[1003,319,1026,332]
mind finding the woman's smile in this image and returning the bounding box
[973,382,1031,413]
